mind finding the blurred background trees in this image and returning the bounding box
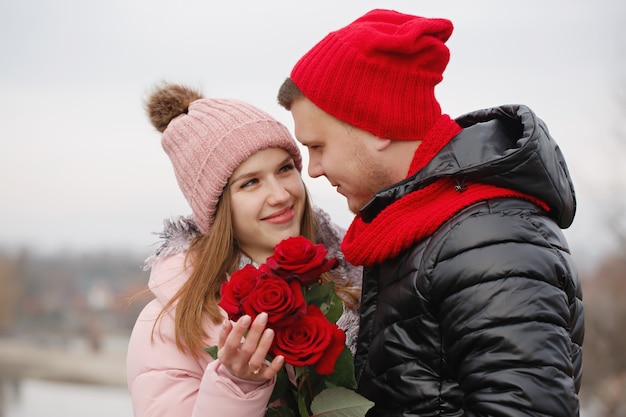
[581,252,626,417]
[0,249,150,350]
[577,47,626,416]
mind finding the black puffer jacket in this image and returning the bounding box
[354,105,584,417]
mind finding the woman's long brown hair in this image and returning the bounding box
[154,183,359,358]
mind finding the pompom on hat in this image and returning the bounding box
[146,82,302,234]
[290,9,453,141]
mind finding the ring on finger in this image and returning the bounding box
[248,361,261,375]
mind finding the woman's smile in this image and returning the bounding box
[263,206,296,224]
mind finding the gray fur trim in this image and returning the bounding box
[337,309,360,356]
[314,205,362,296]
[314,206,353,288]
[143,215,201,271]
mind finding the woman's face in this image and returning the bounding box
[228,147,306,264]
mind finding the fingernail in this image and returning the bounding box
[263,328,274,340]
[258,312,268,325]
[240,315,251,326]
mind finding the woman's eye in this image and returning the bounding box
[279,163,295,173]
[240,178,258,188]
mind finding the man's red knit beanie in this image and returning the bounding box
[290,9,453,140]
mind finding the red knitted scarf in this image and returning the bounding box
[341,115,549,267]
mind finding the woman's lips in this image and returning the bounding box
[263,206,295,224]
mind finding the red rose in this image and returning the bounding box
[270,305,346,375]
[219,264,262,319]
[241,274,306,328]
[266,236,338,286]
[313,323,346,376]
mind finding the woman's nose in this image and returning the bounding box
[266,178,290,204]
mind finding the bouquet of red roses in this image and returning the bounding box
[212,236,372,417]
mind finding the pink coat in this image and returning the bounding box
[126,252,275,417]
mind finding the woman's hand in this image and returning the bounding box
[217,312,285,381]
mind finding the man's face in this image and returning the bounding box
[290,97,393,214]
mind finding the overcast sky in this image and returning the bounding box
[1,0,624,269]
